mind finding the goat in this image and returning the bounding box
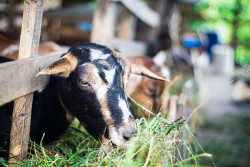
[148,31,194,79]
[127,56,170,119]
[0,42,168,157]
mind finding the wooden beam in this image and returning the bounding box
[8,0,17,34]
[166,95,178,124]
[120,0,160,28]
[91,0,117,43]
[8,0,44,163]
[9,93,33,162]
[103,38,146,56]
[0,52,62,106]
[177,92,187,119]
[176,90,188,161]
[117,6,137,40]
[161,91,170,117]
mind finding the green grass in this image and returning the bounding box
[0,76,209,166]
[0,114,209,166]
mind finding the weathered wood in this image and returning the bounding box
[166,95,178,124]
[103,38,146,56]
[161,91,170,117]
[91,0,117,43]
[0,52,62,106]
[177,92,187,119]
[9,0,44,162]
[8,93,33,161]
[119,0,160,28]
[8,0,17,34]
[18,0,43,59]
[146,0,164,41]
[177,92,188,161]
[117,6,137,40]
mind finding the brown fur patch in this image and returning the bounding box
[82,63,105,85]
[98,98,115,126]
[58,96,75,123]
[128,57,167,118]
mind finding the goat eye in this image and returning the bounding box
[80,81,89,87]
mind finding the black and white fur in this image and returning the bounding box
[0,42,168,157]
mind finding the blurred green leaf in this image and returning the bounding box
[189,0,250,64]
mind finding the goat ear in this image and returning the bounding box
[129,59,170,82]
[111,50,169,82]
[36,52,78,77]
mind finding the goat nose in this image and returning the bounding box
[123,129,137,141]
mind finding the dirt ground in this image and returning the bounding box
[195,74,250,166]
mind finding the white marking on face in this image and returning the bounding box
[109,126,124,146]
[81,62,133,147]
[118,96,132,124]
[103,67,116,85]
[96,85,108,100]
[90,49,110,61]
[37,87,45,93]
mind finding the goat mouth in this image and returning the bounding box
[101,137,130,150]
[112,134,136,148]
[110,141,130,149]
[111,143,117,148]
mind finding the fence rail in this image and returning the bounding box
[0,0,194,164]
[0,52,62,106]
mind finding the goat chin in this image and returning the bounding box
[101,140,129,152]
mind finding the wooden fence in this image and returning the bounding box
[0,0,191,164]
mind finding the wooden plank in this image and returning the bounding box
[103,38,146,56]
[0,52,62,106]
[117,6,137,40]
[7,0,17,34]
[119,0,160,28]
[160,91,170,117]
[18,0,43,59]
[176,90,188,161]
[9,0,44,162]
[9,93,33,162]
[91,0,117,43]
[166,95,178,124]
[177,92,187,119]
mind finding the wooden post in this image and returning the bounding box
[146,0,162,41]
[0,52,62,106]
[90,0,117,43]
[177,88,189,161]
[8,0,17,35]
[166,95,178,124]
[161,91,170,117]
[177,92,187,119]
[117,6,137,40]
[9,0,43,163]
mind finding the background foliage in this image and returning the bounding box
[186,0,250,65]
